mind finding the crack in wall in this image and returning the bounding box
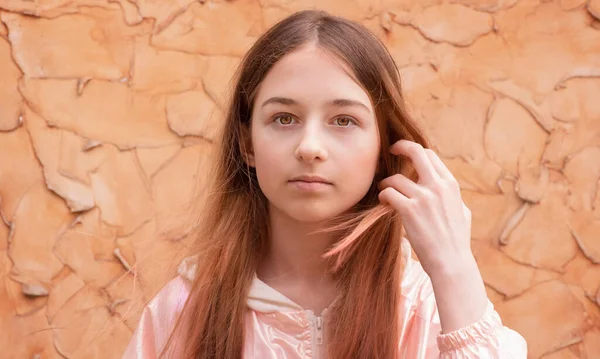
[0,0,599,357]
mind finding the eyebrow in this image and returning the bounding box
[260,97,371,113]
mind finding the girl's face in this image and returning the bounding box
[249,43,381,223]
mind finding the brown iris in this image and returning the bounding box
[276,115,294,125]
[335,117,351,126]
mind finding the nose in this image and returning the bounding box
[294,125,328,163]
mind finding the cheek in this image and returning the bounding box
[351,129,380,169]
[252,129,285,167]
[342,150,379,182]
[336,134,380,191]
[251,136,286,191]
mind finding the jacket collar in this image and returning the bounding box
[247,275,305,313]
[178,239,413,314]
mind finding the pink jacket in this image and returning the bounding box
[123,249,527,358]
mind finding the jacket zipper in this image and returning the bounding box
[314,314,324,358]
[315,315,323,344]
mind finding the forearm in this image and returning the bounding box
[429,253,489,334]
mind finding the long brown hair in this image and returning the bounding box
[163,9,430,359]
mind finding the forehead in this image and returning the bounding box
[253,44,373,109]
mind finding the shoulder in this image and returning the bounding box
[142,255,197,326]
[151,254,197,313]
[123,271,193,358]
[144,274,192,328]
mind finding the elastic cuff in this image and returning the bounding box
[436,300,502,352]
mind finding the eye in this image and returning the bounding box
[274,114,295,125]
[333,116,355,127]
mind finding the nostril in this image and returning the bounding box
[295,145,327,162]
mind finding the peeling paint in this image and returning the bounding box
[0,0,599,358]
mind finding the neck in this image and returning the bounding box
[257,204,337,286]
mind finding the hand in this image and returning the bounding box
[378,140,488,333]
[377,140,473,278]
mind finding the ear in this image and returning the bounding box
[239,124,255,167]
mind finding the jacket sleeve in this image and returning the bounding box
[121,276,191,359]
[433,299,528,358]
[399,254,528,358]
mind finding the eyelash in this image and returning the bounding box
[272,114,357,127]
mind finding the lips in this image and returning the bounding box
[289,175,332,184]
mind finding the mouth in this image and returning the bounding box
[289,175,332,184]
[288,175,333,191]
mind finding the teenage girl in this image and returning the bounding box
[123,9,527,359]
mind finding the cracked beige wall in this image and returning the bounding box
[0,0,599,358]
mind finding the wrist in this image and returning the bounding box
[427,252,479,284]
[426,253,489,333]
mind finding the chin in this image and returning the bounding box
[283,203,350,223]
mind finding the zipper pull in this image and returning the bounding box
[315,315,323,345]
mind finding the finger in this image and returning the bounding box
[378,173,422,199]
[378,187,411,215]
[390,140,439,184]
[424,149,455,181]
